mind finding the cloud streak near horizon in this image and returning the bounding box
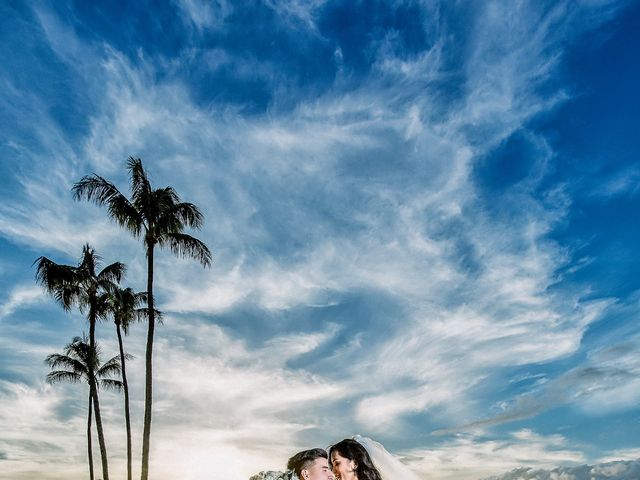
[1,1,639,479]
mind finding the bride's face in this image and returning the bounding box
[330,450,357,480]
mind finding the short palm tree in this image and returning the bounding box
[35,245,124,480]
[73,157,212,480]
[46,336,123,480]
[107,285,146,480]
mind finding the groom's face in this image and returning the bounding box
[301,457,334,480]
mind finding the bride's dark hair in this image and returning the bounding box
[329,439,383,480]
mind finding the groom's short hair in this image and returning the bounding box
[287,448,328,478]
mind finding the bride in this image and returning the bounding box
[328,435,421,480]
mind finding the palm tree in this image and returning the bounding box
[107,285,146,480]
[73,157,212,480]
[46,336,123,480]
[35,245,124,480]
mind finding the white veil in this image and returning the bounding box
[353,435,422,480]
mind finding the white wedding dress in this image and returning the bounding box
[352,435,422,480]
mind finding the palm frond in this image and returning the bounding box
[110,192,145,235]
[34,256,68,289]
[58,283,82,311]
[108,287,147,332]
[122,304,147,332]
[45,336,126,389]
[141,187,180,230]
[128,306,161,328]
[127,157,152,206]
[98,261,126,284]
[160,232,212,267]
[79,244,101,276]
[45,353,88,374]
[134,306,147,322]
[66,335,100,370]
[47,370,82,385]
[34,257,78,310]
[133,304,160,321]
[157,186,181,205]
[97,356,122,378]
[95,292,113,321]
[172,202,204,229]
[73,174,144,235]
[73,174,122,205]
[133,291,148,307]
[100,379,124,391]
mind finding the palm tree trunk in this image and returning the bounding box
[88,391,94,480]
[91,381,110,480]
[141,245,154,480]
[116,323,133,480]
[89,300,97,350]
[88,308,107,480]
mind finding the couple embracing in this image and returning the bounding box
[287,435,420,480]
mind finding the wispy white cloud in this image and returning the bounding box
[589,165,640,199]
[0,380,92,480]
[264,0,328,32]
[433,328,640,435]
[174,0,233,33]
[0,191,124,256]
[9,0,619,432]
[403,429,586,480]
[121,318,344,479]
[0,1,636,479]
[598,448,640,463]
[483,457,640,480]
[0,315,343,480]
[574,333,640,413]
[0,285,44,319]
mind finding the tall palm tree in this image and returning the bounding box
[46,336,123,480]
[35,245,124,480]
[73,157,212,480]
[107,285,146,480]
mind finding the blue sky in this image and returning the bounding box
[0,1,639,479]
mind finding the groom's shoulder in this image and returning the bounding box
[249,470,297,480]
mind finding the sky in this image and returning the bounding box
[0,1,639,479]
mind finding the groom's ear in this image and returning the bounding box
[301,468,310,480]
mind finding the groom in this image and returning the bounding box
[287,448,334,480]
